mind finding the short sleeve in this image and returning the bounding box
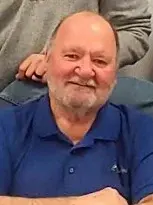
[131,114,153,203]
[0,124,12,194]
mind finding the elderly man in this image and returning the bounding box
[0,11,153,205]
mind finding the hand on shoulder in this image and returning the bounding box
[16,53,47,83]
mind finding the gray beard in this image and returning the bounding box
[54,94,98,119]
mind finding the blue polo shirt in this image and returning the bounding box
[0,94,153,204]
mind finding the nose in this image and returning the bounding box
[74,56,95,79]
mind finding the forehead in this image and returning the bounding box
[53,15,116,55]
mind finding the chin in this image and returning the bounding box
[64,95,97,110]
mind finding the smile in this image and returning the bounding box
[68,81,95,89]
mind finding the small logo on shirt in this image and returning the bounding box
[111,164,128,174]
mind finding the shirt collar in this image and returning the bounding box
[33,95,120,141]
[33,94,58,138]
[88,102,121,142]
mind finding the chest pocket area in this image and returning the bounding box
[115,138,130,198]
[99,140,130,198]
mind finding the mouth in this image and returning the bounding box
[68,81,95,89]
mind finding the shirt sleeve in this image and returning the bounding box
[99,0,151,68]
[130,114,153,204]
[0,123,12,194]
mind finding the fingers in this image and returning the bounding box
[31,73,47,84]
[16,57,32,80]
[16,54,46,83]
[42,73,47,83]
[34,59,47,76]
[31,61,47,83]
[25,58,41,78]
[17,54,36,79]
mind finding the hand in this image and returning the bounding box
[16,54,47,83]
[138,194,153,205]
[75,188,128,205]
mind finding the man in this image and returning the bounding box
[0,0,151,90]
[0,11,153,205]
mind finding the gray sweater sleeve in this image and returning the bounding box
[0,1,22,47]
[99,0,152,68]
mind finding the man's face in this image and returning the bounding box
[46,14,118,111]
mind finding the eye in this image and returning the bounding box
[93,59,107,67]
[64,54,79,61]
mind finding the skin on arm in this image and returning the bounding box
[0,196,71,205]
[0,188,128,205]
[136,194,153,205]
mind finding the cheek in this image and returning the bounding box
[46,58,73,79]
[97,68,117,87]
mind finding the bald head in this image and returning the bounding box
[49,11,119,53]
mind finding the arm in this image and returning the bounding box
[0,188,128,205]
[99,0,151,67]
[0,196,72,205]
[130,114,153,204]
[0,125,12,195]
[0,0,22,36]
[137,194,153,205]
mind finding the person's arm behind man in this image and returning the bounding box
[100,0,151,68]
[1,190,153,205]
[0,188,128,205]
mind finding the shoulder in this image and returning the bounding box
[109,103,153,148]
[0,95,48,167]
[122,104,153,129]
[0,96,44,145]
[109,102,153,126]
[99,102,153,131]
[0,97,40,125]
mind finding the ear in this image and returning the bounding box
[113,78,117,87]
[109,77,117,96]
[45,50,52,63]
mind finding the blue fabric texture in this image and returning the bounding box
[0,95,153,204]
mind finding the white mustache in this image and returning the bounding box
[68,77,96,88]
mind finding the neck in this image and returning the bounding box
[50,96,99,143]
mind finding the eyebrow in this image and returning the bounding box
[91,51,112,62]
[62,46,84,53]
